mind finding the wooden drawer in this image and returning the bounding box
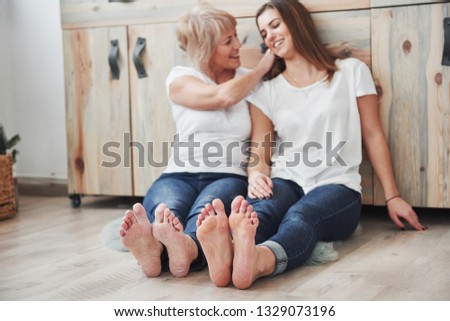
[371,0,448,8]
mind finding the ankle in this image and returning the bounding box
[186,235,199,262]
[255,246,276,277]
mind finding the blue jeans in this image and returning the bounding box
[248,178,361,275]
[142,172,247,271]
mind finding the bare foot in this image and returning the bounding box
[152,205,198,277]
[229,196,274,289]
[119,203,163,277]
[197,199,233,287]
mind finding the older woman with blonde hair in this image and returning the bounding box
[119,4,274,278]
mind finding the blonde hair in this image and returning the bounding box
[176,4,237,71]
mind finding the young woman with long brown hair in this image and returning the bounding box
[197,0,425,289]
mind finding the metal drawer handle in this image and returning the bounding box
[442,18,450,66]
[133,37,148,78]
[108,39,120,80]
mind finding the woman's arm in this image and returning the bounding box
[358,94,426,231]
[169,50,274,110]
[247,103,274,199]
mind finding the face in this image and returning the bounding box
[257,8,294,59]
[208,28,241,72]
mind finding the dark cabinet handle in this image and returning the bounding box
[133,37,148,78]
[442,18,450,66]
[108,39,120,79]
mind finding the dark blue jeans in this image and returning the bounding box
[248,178,361,275]
[142,172,247,271]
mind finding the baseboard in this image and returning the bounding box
[18,177,68,197]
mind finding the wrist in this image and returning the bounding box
[385,194,401,204]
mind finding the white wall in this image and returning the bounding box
[1,0,67,180]
[0,0,16,140]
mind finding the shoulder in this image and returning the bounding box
[168,65,201,78]
[336,58,371,74]
[167,65,204,85]
[335,58,373,81]
[336,57,367,71]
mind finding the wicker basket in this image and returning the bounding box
[0,154,16,220]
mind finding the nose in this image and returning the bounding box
[232,37,241,49]
[266,30,275,42]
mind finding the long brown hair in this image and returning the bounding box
[256,0,337,81]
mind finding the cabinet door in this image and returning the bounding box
[372,3,450,207]
[238,10,373,204]
[128,23,182,196]
[63,27,133,196]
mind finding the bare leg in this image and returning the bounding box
[229,197,276,289]
[152,205,198,277]
[119,203,163,277]
[197,198,234,287]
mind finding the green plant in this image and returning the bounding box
[0,124,21,162]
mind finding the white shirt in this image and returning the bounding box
[164,66,252,176]
[247,58,377,193]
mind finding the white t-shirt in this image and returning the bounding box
[247,58,377,194]
[164,66,252,176]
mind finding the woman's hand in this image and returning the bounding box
[386,197,427,231]
[256,48,276,75]
[248,171,273,199]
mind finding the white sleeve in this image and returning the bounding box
[165,66,202,96]
[246,81,273,120]
[355,60,377,97]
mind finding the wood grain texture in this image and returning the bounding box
[206,0,370,16]
[301,0,370,12]
[63,27,133,196]
[371,0,448,8]
[371,3,450,207]
[60,0,198,29]
[313,9,371,65]
[128,23,180,196]
[60,0,371,29]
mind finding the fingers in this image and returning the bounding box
[248,178,272,199]
[388,200,427,231]
[404,209,427,231]
[389,213,406,230]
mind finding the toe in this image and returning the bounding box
[154,203,168,223]
[132,203,148,222]
[212,199,226,215]
[125,210,138,224]
[231,195,244,213]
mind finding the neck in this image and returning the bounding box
[283,55,326,87]
[205,67,236,84]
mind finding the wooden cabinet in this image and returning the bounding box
[63,26,133,197]
[61,1,198,206]
[60,0,449,208]
[372,1,450,207]
[63,19,183,202]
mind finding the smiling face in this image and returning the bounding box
[257,7,295,60]
[208,28,241,73]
